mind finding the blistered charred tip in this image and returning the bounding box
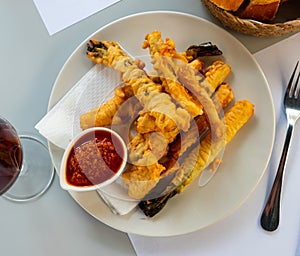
[87,40,107,52]
[186,42,223,59]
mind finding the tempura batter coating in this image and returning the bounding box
[176,100,254,193]
[139,100,254,216]
[80,85,133,129]
[205,60,231,90]
[123,82,234,200]
[86,39,191,134]
[143,31,203,117]
[142,32,229,152]
[86,39,192,199]
[122,162,166,200]
[83,33,254,208]
[168,83,234,162]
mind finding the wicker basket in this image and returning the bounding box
[201,0,300,37]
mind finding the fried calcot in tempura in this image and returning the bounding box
[80,85,134,129]
[84,39,192,199]
[81,30,254,213]
[139,100,254,217]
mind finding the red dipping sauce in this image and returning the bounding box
[63,128,126,189]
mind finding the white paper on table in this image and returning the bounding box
[33,0,121,35]
[128,32,300,256]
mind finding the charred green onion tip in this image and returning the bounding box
[186,42,223,59]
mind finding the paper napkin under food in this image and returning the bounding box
[35,64,139,215]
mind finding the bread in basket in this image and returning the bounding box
[202,0,300,37]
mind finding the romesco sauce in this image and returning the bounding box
[65,129,125,187]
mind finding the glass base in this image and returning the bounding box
[2,134,54,202]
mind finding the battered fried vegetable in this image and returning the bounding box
[83,33,254,212]
[142,30,187,62]
[205,60,231,90]
[137,83,234,201]
[177,100,254,192]
[139,100,254,217]
[82,37,229,131]
[121,32,229,199]
[122,162,166,200]
[86,39,193,199]
[142,31,227,147]
[86,40,191,136]
[80,85,133,129]
[168,83,234,162]
[142,31,203,117]
[82,36,228,131]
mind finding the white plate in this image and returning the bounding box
[48,11,275,237]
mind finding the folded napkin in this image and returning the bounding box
[129,32,300,256]
[36,63,139,215]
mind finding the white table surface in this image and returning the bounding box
[0,0,297,255]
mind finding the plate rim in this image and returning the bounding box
[47,10,276,237]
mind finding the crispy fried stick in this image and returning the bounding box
[123,83,233,200]
[168,83,233,164]
[122,32,230,200]
[142,83,234,200]
[142,31,228,147]
[142,30,203,117]
[80,85,133,129]
[139,100,254,217]
[86,40,193,199]
[86,40,191,136]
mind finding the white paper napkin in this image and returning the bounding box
[129,32,300,256]
[35,63,139,215]
[33,0,121,35]
[36,64,120,149]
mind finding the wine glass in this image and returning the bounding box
[0,116,54,202]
